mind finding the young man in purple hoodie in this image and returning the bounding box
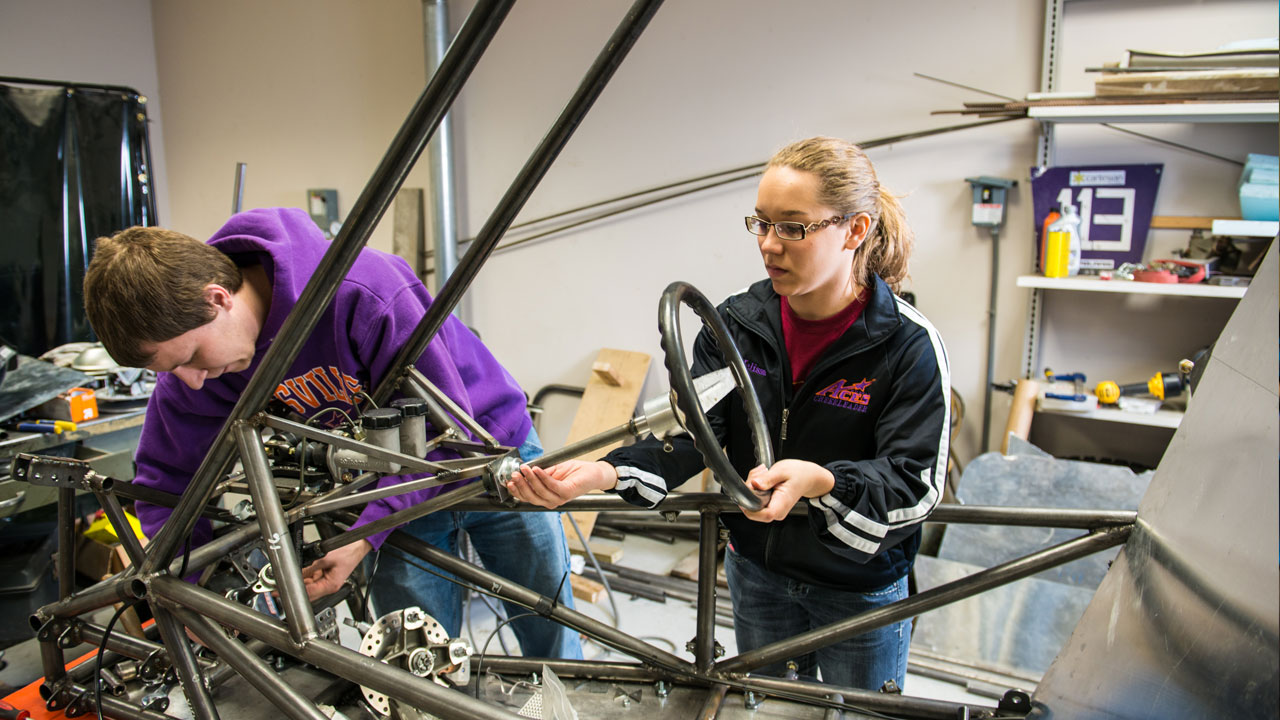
[84,207,581,659]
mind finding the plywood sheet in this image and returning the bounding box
[559,348,650,545]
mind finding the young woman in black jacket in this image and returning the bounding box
[510,136,951,690]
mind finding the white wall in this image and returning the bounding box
[444,0,1046,460]
[9,0,1275,467]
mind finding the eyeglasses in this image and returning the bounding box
[745,213,855,241]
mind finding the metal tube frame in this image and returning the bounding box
[16,1,1140,717]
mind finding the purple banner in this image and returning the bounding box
[1030,164,1163,271]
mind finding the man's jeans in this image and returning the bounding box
[369,428,582,659]
[725,546,909,690]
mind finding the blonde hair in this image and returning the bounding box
[766,136,913,293]
[84,227,242,367]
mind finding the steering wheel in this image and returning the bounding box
[658,281,774,511]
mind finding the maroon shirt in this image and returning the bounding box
[781,294,866,387]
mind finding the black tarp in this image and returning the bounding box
[0,80,157,356]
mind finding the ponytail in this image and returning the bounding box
[864,185,913,294]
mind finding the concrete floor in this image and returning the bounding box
[0,532,998,718]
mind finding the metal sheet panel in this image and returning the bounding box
[912,554,1097,676]
[1031,242,1279,719]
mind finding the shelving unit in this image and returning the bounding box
[1016,0,1276,459]
[1016,275,1247,298]
[1034,404,1183,429]
[1028,102,1278,124]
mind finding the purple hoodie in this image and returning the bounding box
[132,207,531,549]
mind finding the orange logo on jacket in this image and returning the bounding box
[814,378,875,412]
[274,366,362,415]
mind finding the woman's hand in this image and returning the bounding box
[302,539,372,601]
[508,460,618,509]
[741,459,835,523]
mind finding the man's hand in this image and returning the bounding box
[741,459,835,523]
[302,539,372,601]
[508,460,618,509]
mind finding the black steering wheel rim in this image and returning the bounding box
[658,281,773,511]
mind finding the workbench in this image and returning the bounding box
[0,408,145,519]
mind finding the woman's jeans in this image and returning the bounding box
[725,546,910,690]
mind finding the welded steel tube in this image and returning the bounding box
[403,368,498,447]
[38,634,67,688]
[451,492,735,513]
[142,0,517,574]
[524,422,638,470]
[152,606,220,720]
[384,531,695,673]
[37,573,146,622]
[716,527,1130,674]
[697,684,729,720]
[737,675,996,720]
[73,620,164,662]
[91,487,147,567]
[167,520,262,578]
[398,373,468,439]
[928,503,1135,529]
[57,680,174,720]
[57,488,76,598]
[261,413,447,474]
[472,657,665,682]
[694,508,719,673]
[372,0,668,406]
[171,607,330,720]
[235,422,317,642]
[152,577,522,720]
[316,481,487,552]
[303,466,484,517]
[447,494,1138,530]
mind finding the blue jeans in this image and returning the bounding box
[724,547,910,690]
[369,428,582,659]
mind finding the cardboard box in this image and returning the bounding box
[36,387,99,422]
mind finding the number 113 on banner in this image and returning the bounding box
[1031,164,1163,271]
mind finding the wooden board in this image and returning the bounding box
[1095,69,1278,97]
[670,548,729,589]
[570,574,605,603]
[559,348,651,545]
[568,538,625,564]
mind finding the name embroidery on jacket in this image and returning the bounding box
[813,378,875,413]
[274,366,362,415]
[744,360,767,377]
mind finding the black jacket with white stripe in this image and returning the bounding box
[605,275,950,592]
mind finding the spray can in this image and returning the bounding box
[1044,202,1082,278]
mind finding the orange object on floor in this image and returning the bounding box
[2,648,96,720]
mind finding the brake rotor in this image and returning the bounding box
[358,606,470,718]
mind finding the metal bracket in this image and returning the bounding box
[998,689,1032,714]
[482,454,521,507]
[11,453,97,489]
